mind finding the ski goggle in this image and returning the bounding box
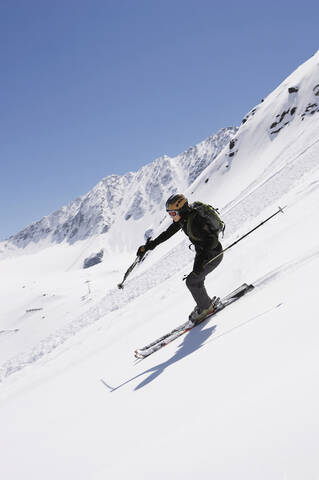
[166,210,179,217]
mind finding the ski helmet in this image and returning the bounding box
[165,194,188,212]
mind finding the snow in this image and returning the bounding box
[1,51,319,479]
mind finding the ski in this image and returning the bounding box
[134,283,254,359]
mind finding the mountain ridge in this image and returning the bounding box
[4,126,237,250]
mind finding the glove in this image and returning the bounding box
[136,238,155,258]
[137,245,147,258]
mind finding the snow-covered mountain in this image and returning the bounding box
[1,51,319,480]
[3,127,237,251]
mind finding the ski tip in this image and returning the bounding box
[134,353,145,359]
[134,349,144,359]
[240,282,254,291]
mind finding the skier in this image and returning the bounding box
[137,194,223,323]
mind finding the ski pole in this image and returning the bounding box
[117,238,152,289]
[204,206,285,267]
[117,256,140,289]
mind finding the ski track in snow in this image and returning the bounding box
[0,142,318,383]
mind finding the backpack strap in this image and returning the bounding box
[187,205,224,242]
[186,210,202,242]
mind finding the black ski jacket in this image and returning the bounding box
[147,208,223,274]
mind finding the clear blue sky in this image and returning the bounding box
[1,0,318,240]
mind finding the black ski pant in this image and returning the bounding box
[185,250,223,311]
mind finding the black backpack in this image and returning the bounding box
[189,201,225,238]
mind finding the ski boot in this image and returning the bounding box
[189,296,220,324]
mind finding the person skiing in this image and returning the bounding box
[137,194,224,323]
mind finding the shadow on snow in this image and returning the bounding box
[103,320,217,392]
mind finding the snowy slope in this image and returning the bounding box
[0,51,319,480]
